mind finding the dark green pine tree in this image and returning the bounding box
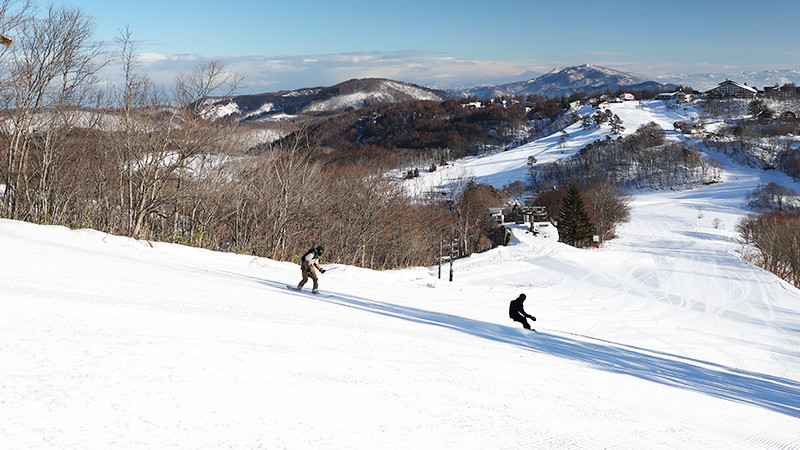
[557,184,595,247]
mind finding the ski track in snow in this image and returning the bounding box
[2,100,800,448]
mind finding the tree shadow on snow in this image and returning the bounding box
[297,285,800,419]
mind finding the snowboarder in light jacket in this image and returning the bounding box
[297,245,326,294]
[509,293,536,330]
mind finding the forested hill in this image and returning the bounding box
[276,99,541,168]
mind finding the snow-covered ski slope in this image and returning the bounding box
[2,100,800,448]
[401,100,699,195]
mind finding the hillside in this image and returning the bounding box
[200,78,453,122]
[296,98,529,167]
[2,100,800,448]
[399,99,700,192]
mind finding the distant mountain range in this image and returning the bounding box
[453,64,678,99]
[199,66,800,121]
[652,69,800,91]
[200,78,453,122]
[451,65,800,99]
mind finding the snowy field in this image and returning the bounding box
[2,100,800,449]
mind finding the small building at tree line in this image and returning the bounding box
[655,92,692,102]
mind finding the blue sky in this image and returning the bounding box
[66,0,800,93]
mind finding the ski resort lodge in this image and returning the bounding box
[706,79,759,98]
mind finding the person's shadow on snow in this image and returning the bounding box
[293,284,800,419]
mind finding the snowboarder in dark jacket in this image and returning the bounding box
[297,245,326,294]
[509,293,536,330]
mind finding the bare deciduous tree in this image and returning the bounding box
[0,3,102,220]
[110,27,242,238]
[585,182,631,242]
[738,211,800,288]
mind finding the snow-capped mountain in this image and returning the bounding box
[201,78,453,122]
[456,64,676,99]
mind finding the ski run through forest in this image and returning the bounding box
[2,100,800,449]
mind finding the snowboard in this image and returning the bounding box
[286,285,333,297]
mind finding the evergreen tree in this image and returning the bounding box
[557,184,595,247]
[581,114,593,130]
[610,114,625,135]
[748,99,769,117]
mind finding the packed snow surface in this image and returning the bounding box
[2,100,800,449]
[401,100,701,194]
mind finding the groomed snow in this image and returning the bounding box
[2,100,800,449]
[400,100,700,195]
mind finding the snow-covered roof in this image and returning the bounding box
[710,79,758,93]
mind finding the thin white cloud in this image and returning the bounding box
[560,51,630,57]
[136,52,168,63]
[131,51,551,93]
[124,50,786,95]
